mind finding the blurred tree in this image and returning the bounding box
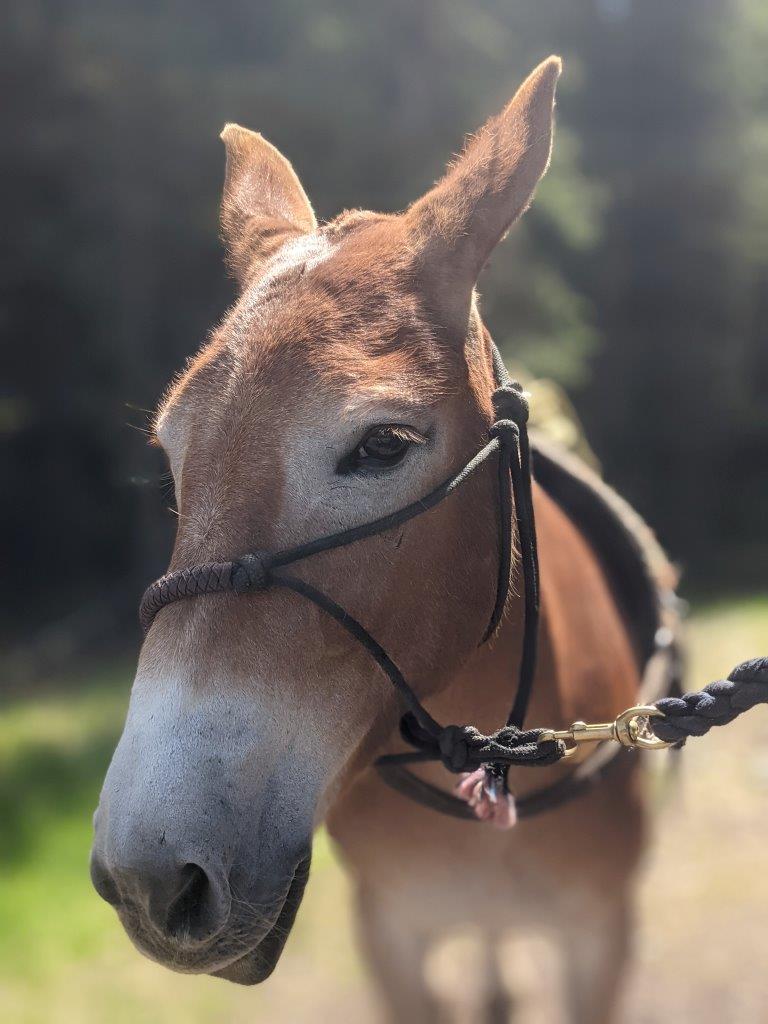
[2,0,765,657]
[568,0,768,586]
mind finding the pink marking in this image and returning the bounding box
[455,768,517,829]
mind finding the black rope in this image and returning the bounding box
[267,437,503,574]
[511,415,540,726]
[398,714,562,772]
[138,349,547,797]
[482,437,513,643]
[140,436,503,632]
[136,338,768,824]
[273,573,442,738]
[653,657,768,744]
[491,409,540,729]
[484,350,541,730]
[274,572,565,774]
[138,344,549,803]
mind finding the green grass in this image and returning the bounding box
[0,671,128,977]
[0,667,366,1024]
[1,596,766,1022]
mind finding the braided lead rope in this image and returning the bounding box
[653,656,768,744]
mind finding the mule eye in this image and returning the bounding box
[339,425,425,473]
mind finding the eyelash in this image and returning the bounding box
[337,424,427,475]
[366,425,425,448]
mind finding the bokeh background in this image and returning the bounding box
[2,1,767,1021]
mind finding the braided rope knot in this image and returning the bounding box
[406,720,564,773]
[489,418,520,451]
[492,383,529,426]
[231,551,272,593]
[438,725,476,772]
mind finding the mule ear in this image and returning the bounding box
[219,124,317,285]
[408,56,561,329]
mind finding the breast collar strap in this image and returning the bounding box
[139,342,567,818]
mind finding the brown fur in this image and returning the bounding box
[102,57,649,1022]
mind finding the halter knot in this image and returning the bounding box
[425,721,564,773]
[492,383,529,426]
[438,724,478,772]
[231,551,272,593]
[489,418,520,450]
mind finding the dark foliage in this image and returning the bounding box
[2,0,767,657]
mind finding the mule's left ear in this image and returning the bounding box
[408,56,561,328]
[220,124,317,285]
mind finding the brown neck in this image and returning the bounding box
[378,476,642,795]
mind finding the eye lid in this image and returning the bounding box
[337,422,429,475]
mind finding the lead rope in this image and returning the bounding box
[653,657,768,744]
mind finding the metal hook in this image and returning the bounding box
[538,705,673,758]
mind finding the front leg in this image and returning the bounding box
[355,883,442,1024]
[355,882,517,1024]
[551,892,634,1024]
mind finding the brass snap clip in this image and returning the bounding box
[538,705,673,759]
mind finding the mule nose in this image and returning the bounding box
[91,853,232,944]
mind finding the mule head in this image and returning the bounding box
[91,57,561,984]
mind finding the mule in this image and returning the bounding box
[91,56,666,1022]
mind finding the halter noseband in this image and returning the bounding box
[139,344,566,814]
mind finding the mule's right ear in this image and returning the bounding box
[219,124,317,285]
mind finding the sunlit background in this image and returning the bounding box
[2,1,767,1020]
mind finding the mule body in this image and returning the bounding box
[91,57,664,1022]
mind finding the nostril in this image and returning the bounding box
[90,853,122,907]
[165,863,227,943]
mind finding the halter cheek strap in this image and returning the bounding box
[139,345,563,806]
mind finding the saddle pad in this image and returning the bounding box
[531,434,675,668]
